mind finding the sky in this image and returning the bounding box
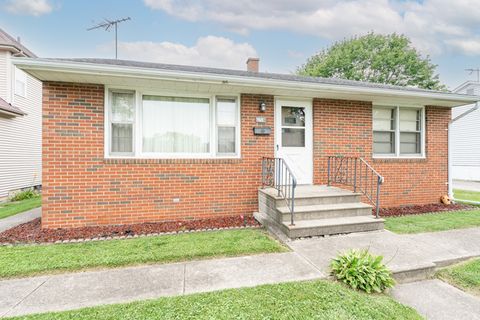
[1,0,480,90]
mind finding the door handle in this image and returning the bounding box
[276,144,279,151]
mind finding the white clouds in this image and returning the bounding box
[144,0,480,56]
[105,36,257,70]
[446,39,480,56]
[5,0,53,16]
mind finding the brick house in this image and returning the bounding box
[13,57,478,237]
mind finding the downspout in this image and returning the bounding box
[448,102,479,200]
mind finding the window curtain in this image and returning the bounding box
[142,96,210,153]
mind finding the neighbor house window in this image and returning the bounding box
[14,67,27,97]
[109,91,135,155]
[373,106,424,157]
[107,90,240,158]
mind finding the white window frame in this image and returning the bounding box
[107,89,136,157]
[104,86,241,159]
[215,96,240,157]
[14,67,27,98]
[373,105,426,159]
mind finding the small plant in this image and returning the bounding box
[330,249,395,293]
[9,188,40,202]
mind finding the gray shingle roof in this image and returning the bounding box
[0,97,25,116]
[52,58,452,95]
[0,28,36,58]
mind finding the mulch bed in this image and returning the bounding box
[378,203,475,217]
[0,215,260,244]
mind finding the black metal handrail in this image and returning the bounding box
[261,157,297,225]
[327,156,384,218]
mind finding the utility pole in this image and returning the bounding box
[465,68,480,82]
[88,17,131,59]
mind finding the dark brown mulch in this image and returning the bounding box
[0,215,260,244]
[377,203,475,217]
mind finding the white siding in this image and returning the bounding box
[0,50,42,198]
[451,82,480,181]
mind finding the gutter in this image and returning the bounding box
[11,58,479,105]
[448,102,479,200]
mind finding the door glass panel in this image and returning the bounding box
[282,128,305,147]
[282,107,305,127]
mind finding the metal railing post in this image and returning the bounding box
[353,158,357,192]
[375,175,381,219]
[290,181,295,226]
[276,159,281,197]
[327,157,331,186]
[261,158,265,188]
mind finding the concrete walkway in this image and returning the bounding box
[288,227,480,281]
[1,227,480,317]
[392,279,480,320]
[0,252,323,317]
[0,207,41,233]
[454,179,480,192]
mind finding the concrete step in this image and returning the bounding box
[283,216,384,238]
[277,202,372,221]
[259,186,362,206]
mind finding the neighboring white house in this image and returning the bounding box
[0,28,41,199]
[452,81,480,181]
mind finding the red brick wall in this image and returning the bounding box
[42,82,274,228]
[43,84,450,228]
[313,98,450,207]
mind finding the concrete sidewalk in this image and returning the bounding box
[0,252,323,317]
[0,207,41,233]
[454,179,480,192]
[288,227,480,281]
[1,227,480,317]
[392,279,480,320]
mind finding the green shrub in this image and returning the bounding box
[331,249,395,293]
[9,188,40,202]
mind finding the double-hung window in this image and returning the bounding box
[216,97,238,155]
[109,91,135,155]
[373,106,424,157]
[107,89,239,158]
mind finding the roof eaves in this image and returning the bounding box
[0,98,26,116]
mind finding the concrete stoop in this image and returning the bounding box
[256,185,384,239]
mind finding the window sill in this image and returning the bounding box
[104,157,242,164]
[372,156,427,163]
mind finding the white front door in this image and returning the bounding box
[275,99,313,185]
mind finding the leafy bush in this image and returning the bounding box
[331,249,395,293]
[9,188,40,202]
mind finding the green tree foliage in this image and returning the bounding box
[297,33,446,90]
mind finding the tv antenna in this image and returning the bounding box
[465,68,480,82]
[88,17,131,59]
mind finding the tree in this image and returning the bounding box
[297,33,446,91]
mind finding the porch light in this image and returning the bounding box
[259,101,266,112]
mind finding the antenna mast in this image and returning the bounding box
[465,68,480,82]
[88,17,131,59]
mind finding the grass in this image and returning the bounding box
[0,229,286,279]
[437,258,480,297]
[454,189,480,203]
[0,197,41,220]
[384,210,480,234]
[5,280,422,320]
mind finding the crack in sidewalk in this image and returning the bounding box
[1,277,50,318]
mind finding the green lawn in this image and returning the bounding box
[454,189,480,203]
[437,258,480,297]
[0,197,41,220]
[0,229,286,279]
[384,210,480,234]
[5,280,421,320]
